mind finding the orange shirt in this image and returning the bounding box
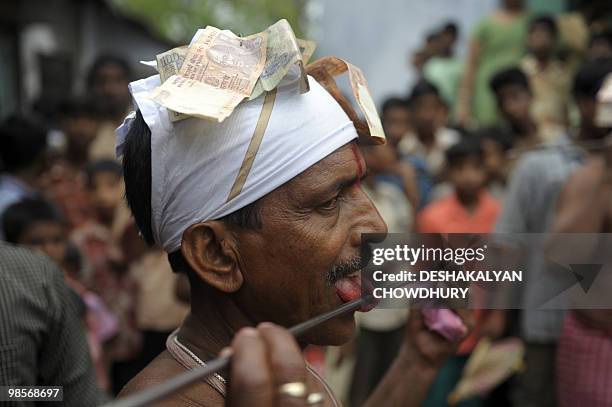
[417,191,500,234]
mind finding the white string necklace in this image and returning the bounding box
[173,335,227,384]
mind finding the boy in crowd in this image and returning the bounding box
[3,198,69,266]
[381,97,411,147]
[86,55,133,160]
[398,80,460,207]
[418,137,500,234]
[2,197,116,390]
[69,159,140,394]
[377,96,420,210]
[80,159,188,393]
[521,16,571,141]
[475,126,515,199]
[418,138,505,407]
[85,159,131,238]
[42,97,101,229]
[490,67,548,153]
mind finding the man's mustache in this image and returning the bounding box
[326,256,365,286]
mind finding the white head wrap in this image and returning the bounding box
[118,75,358,253]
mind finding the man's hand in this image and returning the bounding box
[402,309,470,371]
[226,323,310,407]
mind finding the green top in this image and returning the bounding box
[423,56,463,111]
[470,13,530,125]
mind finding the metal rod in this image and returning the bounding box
[102,296,367,407]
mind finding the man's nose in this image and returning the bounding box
[349,191,388,247]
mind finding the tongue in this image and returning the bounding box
[334,275,362,302]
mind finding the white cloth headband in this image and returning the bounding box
[120,74,358,252]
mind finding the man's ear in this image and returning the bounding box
[181,220,243,293]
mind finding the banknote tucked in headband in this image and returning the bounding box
[115,20,385,253]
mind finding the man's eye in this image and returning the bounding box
[319,196,338,211]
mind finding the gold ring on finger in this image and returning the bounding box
[306,392,325,405]
[277,382,307,398]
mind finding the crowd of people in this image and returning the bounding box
[336,1,612,406]
[1,0,612,405]
[0,55,189,397]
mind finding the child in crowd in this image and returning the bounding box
[70,159,140,394]
[85,159,132,238]
[398,80,460,208]
[380,97,411,147]
[41,98,101,229]
[474,126,514,200]
[1,197,117,390]
[418,137,500,234]
[490,67,551,152]
[418,138,506,407]
[521,16,571,140]
[79,159,188,393]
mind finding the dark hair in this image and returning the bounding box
[425,31,441,44]
[589,30,612,49]
[0,116,47,173]
[473,126,514,151]
[572,57,612,99]
[63,242,83,276]
[381,97,409,116]
[408,80,440,105]
[445,137,483,166]
[529,15,558,37]
[442,21,459,37]
[122,111,262,271]
[85,159,123,188]
[86,54,131,89]
[490,67,530,95]
[57,96,101,120]
[2,198,64,243]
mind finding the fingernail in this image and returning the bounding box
[219,347,233,357]
[258,322,276,329]
[239,327,258,337]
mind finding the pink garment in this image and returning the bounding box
[557,311,612,407]
[422,309,468,342]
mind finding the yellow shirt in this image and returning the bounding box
[521,56,571,142]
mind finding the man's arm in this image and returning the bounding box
[548,155,612,329]
[550,155,611,233]
[363,310,462,407]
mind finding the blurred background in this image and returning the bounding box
[0,0,597,118]
[1,0,612,406]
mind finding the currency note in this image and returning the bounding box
[596,73,612,127]
[249,19,309,100]
[156,46,188,122]
[306,56,385,143]
[149,26,267,122]
[346,62,385,143]
[297,38,316,64]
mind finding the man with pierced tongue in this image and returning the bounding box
[116,52,465,405]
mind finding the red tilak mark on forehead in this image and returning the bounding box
[350,143,364,187]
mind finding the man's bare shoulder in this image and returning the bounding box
[118,351,225,407]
